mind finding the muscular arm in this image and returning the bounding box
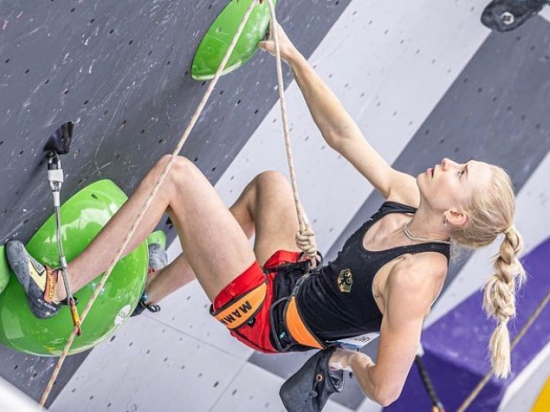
[260,27,418,204]
[330,257,445,405]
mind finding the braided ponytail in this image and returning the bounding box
[451,164,526,378]
[482,227,526,378]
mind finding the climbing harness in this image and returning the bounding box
[211,281,268,329]
[268,255,326,352]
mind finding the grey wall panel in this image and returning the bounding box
[0,348,89,409]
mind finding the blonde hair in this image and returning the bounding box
[451,165,526,378]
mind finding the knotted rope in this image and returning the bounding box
[266,0,318,262]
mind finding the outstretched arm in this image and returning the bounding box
[259,26,418,204]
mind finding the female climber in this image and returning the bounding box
[6,24,525,407]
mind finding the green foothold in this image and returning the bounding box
[0,246,10,296]
[191,0,278,80]
[147,230,167,250]
[0,180,148,356]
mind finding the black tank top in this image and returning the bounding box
[297,201,450,342]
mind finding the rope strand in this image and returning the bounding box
[39,0,260,405]
[266,0,317,261]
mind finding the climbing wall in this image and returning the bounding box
[0,0,309,245]
[0,0,353,407]
[1,0,549,411]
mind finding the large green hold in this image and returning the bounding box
[191,0,278,80]
[0,180,148,356]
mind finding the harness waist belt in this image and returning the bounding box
[285,296,325,350]
[211,282,267,330]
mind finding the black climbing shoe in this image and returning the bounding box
[131,240,167,317]
[131,292,161,317]
[481,0,550,32]
[132,301,161,316]
[279,347,345,412]
[5,240,61,319]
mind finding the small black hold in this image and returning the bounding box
[43,121,73,155]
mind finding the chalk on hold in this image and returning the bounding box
[0,180,148,356]
[191,0,278,80]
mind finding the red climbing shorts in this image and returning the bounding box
[210,250,301,354]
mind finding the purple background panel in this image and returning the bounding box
[386,236,550,411]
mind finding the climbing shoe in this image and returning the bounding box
[279,347,345,412]
[147,242,168,274]
[131,239,167,317]
[481,0,550,32]
[5,240,61,319]
[131,292,161,317]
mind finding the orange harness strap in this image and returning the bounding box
[285,296,325,350]
[212,282,267,330]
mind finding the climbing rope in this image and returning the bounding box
[414,354,445,412]
[39,0,260,405]
[266,0,318,262]
[457,286,550,411]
